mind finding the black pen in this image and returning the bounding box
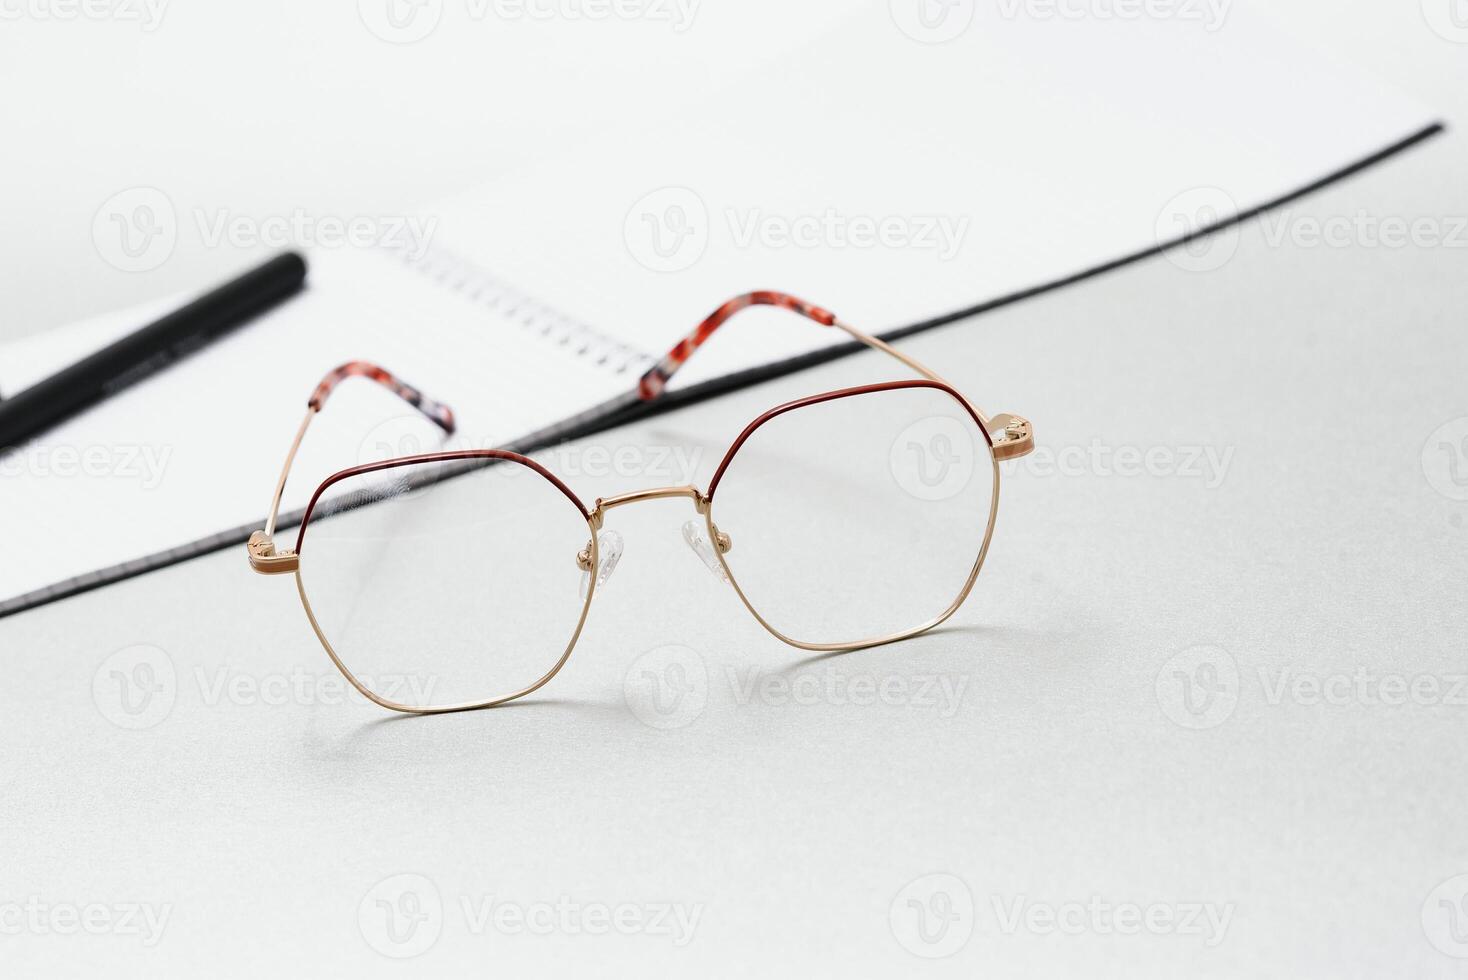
[0,252,307,450]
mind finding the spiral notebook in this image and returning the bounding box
[0,0,1442,617]
[0,245,669,616]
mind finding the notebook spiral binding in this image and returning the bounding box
[387,244,653,377]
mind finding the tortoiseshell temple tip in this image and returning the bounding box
[308,361,457,434]
[636,291,839,403]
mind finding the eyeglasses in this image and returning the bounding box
[247,292,1034,713]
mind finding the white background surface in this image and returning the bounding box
[0,0,1460,341]
[3,2,1468,977]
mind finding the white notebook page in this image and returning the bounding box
[430,1,1437,390]
[0,247,643,602]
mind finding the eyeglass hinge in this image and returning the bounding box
[247,530,299,574]
[989,413,1035,461]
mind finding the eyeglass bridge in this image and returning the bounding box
[587,484,709,530]
[575,486,732,583]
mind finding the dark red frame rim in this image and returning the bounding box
[705,379,994,500]
[295,381,992,553]
[295,449,590,554]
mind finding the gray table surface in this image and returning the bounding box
[4,124,1467,977]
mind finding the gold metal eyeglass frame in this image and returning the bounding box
[247,293,1034,713]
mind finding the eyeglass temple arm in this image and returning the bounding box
[247,361,458,574]
[636,291,1034,460]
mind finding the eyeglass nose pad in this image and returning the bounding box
[577,529,624,600]
[680,520,730,583]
